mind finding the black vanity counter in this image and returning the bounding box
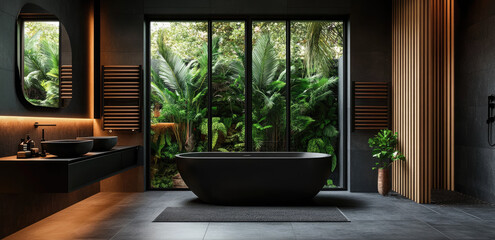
[0,146,140,193]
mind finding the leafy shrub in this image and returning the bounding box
[368,129,405,170]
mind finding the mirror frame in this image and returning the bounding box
[15,3,71,109]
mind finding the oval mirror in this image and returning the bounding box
[16,4,72,108]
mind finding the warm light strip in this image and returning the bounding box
[0,116,94,122]
[88,0,95,118]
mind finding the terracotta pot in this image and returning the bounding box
[378,168,391,196]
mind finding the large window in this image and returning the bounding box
[251,21,287,151]
[290,21,344,187]
[149,19,346,189]
[212,21,246,152]
[149,22,208,189]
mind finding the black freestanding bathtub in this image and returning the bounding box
[176,152,332,205]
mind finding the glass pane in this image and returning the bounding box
[149,21,208,189]
[252,21,287,151]
[23,21,60,107]
[212,21,246,152]
[290,21,344,188]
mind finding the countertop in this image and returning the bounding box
[0,146,138,163]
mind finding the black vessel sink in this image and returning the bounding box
[41,140,94,157]
[76,136,118,151]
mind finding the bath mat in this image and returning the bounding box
[153,206,349,222]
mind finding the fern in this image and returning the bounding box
[200,118,227,149]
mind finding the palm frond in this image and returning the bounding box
[157,44,191,96]
[305,22,337,77]
[40,39,59,79]
[252,33,279,90]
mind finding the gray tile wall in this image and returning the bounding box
[348,0,392,192]
[456,0,495,202]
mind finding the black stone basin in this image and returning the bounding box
[41,140,94,157]
[76,136,118,151]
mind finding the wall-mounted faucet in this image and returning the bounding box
[40,129,47,157]
[35,123,54,157]
[41,129,46,141]
[34,122,56,128]
[487,95,495,146]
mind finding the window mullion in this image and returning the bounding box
[207,20,213,151]
[286,20,291,152]
[245,18,253,152]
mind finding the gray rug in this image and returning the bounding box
[153,206,349,222]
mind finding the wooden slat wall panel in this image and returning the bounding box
[353,82,390,130]
[102,65,142,131]
[60,65,72,100]
[392,0,454,203]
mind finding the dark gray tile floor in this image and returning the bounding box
[5,191,495,240]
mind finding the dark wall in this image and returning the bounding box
[0,1,97,238]
[0,0,92,118]
[99,0,392,192]
[455,0,495,202]
[348,0,392,192]
[0,117,95,238]
[0,183,99,238]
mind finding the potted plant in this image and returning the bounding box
[368,129,405,196]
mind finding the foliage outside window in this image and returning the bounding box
[150,22,208,188]
[149,20,344,189]
[211,22,246,152]
[22,21,60,107]
[251,21,287,151]
[290,21,343,187]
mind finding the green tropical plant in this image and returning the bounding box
[150,129,180,189]
[251,34,287,150]
[290,74,339,171]
[151,175,173,189]
[307,138,338,172]
[368,129,405,170]
[150,30,210,152]
[304,21,343,78]
[210,38,245,152]
[149,30,211,188]
[23,29,60,107]
[200,117,227,149]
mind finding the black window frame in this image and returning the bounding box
[145,15,349,191]
[16,13,62,109]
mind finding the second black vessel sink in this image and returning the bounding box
[41,140,94,157]
[76,136,118,151]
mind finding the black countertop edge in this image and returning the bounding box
[0,146,140,163]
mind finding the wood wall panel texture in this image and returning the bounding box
[60,65,73,101]
[102,65,142,131]
[353,82,391,130]
[0,117,96,238]
[0,117,94,158]
[392,0,454,203]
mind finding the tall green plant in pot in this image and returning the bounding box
[368,129,405,196]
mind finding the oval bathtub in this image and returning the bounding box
[176,152,332,205]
